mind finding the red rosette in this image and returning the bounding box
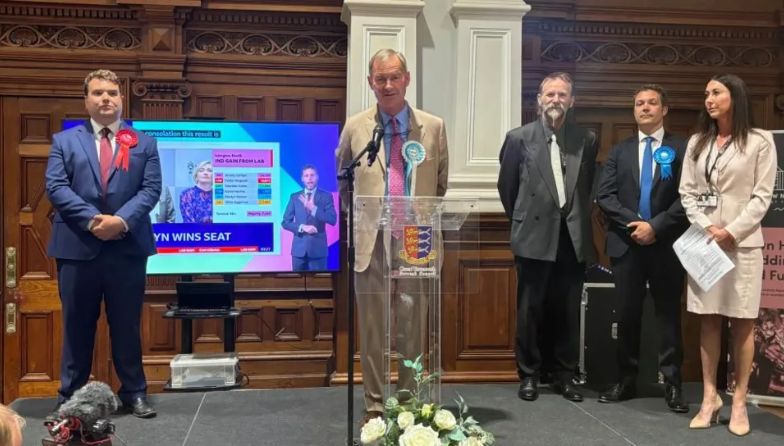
[114,129,138,171]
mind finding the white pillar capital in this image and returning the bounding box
[450,0,531,20]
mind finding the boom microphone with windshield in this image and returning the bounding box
[44,381,117,445]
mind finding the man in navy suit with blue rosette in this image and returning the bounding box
[45,69,161,419]
[596,84,689,412]
[282,164,337,271]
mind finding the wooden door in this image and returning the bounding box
[0,96,107,403]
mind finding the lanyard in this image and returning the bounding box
[703,138,732,188]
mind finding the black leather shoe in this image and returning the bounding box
[665,384,689,413]
[518,377,538,401]
[552,381,584,402]
[122,396,156,419]
[598,382,636,403]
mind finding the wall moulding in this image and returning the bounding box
[525,2,777,28]
[132,80,192,101]
[0,4,139,22]
[186,30,347,58]
[540,40,777,68]
[528,20,778,42]
[188,9,345,30]
[0,24,141,50]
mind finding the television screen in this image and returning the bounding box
[62,119,341,274]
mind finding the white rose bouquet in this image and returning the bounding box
[359,356,495,446]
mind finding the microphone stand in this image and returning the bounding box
[337,133,380,446]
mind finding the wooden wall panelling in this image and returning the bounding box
[0,3,347,401]
[237,96,266,121]
[441,215,518,381]
[2,96,93,402]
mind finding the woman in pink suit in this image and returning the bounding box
[679,74,777,436]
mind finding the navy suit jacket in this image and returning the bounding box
[597,132,688,258]
[45,121,162,260]
[281,189,337,259]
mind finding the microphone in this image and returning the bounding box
[366,124,385,167]
[46,381,117,444]
[58,381,118,425]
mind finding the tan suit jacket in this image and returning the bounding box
[337,105,449,271]
[679,129,777,247]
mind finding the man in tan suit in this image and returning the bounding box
[337,48,448,420]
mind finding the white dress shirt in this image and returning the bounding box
[90,118,120,160]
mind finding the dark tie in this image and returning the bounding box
[639,136,654,220]
[99,127,113,193]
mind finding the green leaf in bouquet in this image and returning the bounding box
[462,416,478,426]
[447,428,467,442]
[384,396,400,411]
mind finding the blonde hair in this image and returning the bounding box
[368,49,408,75]
[193,160,213,183]
[0,404,24,446]
[83,69,120,95]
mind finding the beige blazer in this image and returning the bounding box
[679,129,777,248]
[336,105,449,271]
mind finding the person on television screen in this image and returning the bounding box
[281,165,337,270]
[45,69,160,419]
[180,160,213,223]
[336,48,449,423]
[151,185,175,223]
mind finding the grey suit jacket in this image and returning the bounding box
[497,119,598,263]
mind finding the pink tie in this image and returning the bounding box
[99,127,113,194]
[388,118,404,196]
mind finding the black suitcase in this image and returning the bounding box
[579,283,661,392]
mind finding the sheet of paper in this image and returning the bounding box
[673,223,735,292]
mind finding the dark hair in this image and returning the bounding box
[301,164,317,174]
[633,84,668,106]
[692,74,753,160]
[83,69,120,95]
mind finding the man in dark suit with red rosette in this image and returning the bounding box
[597,84,689,412]
[45,69,161,418]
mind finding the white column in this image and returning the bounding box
[445,0,530,211]
[342,0,425,116]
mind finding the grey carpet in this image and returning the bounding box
[11,383,783,445]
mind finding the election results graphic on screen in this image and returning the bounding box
[63,120,340,274]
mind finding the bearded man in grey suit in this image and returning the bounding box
[498,72,598,403]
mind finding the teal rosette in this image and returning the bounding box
[402,141,426,195]
[653,146,676,180]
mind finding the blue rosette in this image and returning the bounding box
[653,146,676,180]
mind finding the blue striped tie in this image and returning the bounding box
[639,136,654,220]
